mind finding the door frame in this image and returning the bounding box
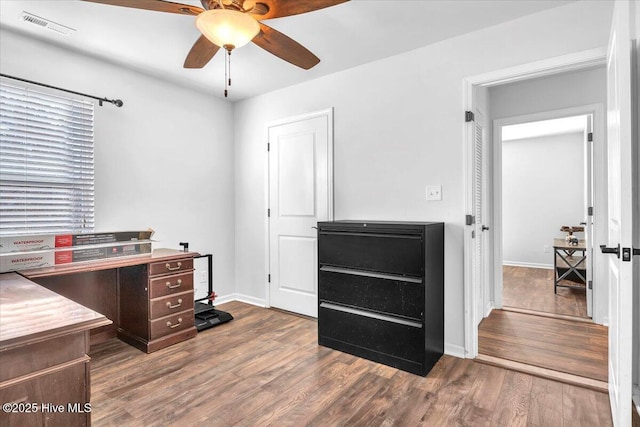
[264,108,335,310]
[462,47,606,358]
[492,104,606,320]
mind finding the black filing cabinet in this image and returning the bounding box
[317,221,444,376]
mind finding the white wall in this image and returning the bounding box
[233,1,614,354]
[489,67,607,119]
[502,132,585,267]
[0,28,236,297]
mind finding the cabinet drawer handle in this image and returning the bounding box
[165,262,182,271]
[166,279,182,289]
[166,317,183,329]
[166,299,183,309]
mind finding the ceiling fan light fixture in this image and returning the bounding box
[196,9,260,50]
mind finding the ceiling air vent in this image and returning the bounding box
[19,11,76,36]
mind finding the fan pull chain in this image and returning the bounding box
[224,47,233,98]
[224,49,229,98]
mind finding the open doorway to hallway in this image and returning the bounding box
[465,60,609,386]
[499,114,593,320]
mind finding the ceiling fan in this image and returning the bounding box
[81,0,349,70]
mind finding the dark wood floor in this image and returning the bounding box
[89,301,612,426]
[479,309,608,382]
[503,265,588,318]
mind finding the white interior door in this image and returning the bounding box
[268,110,333,318]
[605,1,636,425]
[584,114,594,318]
[472,110,489,325]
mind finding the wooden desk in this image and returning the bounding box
[553,238,587,293]
[20,248,200,353]
[0,272,110,427]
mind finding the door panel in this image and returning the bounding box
[268,110,333,317]
[278,236,317,294]
[473,110,489,325]
[278,134,316,217]
[605,1,636,424]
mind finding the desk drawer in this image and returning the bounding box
[150,291,194,319]
[149,258,193,276]
[319,267,423,320]
[150,309,194,340]
[149,272,193,298]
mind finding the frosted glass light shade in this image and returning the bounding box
[196,9,260,49]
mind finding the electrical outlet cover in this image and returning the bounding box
[426,185,442,201]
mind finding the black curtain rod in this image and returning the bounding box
[0,73,123,107]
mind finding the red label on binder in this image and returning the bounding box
[54,250,73,264]
[55,235,73,247]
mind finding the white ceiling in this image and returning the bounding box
[0,0,576,101]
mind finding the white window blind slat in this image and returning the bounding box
[0,81,95,235]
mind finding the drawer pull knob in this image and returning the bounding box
[167,318,182,328]
[166,279,182,289]
[165,262,182,271]
[166,299,183,309]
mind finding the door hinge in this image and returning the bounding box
[471,230,475,239]
[588,206,593,216]
[267,142,270,151]
[465,214,475,225]
[268,274,271,283]
[465,111,475,122]
[588,280,593,290]
[587,132,593,142]
[267,208,271,217]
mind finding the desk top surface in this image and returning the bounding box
[553,238,587,250]
[0,272,111,350]
[21,248,200,279]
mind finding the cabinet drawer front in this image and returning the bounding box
[150,291,194,319]
[318,231,423,276]
[318,304,423,364]
[150,309,194,339]
[149,258,194,276]
[149,272,193,298]
[319,267,423,320]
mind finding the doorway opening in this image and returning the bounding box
[499,113,594,320]
[462,48,610,386]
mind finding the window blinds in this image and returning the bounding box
[0,82,95,235]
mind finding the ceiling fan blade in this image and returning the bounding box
[253,23,319,70]
[257,0,348,20]
[81,0,203,15]
[184,35,221,68]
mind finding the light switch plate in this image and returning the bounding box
[426,185,442,201]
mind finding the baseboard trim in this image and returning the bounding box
[503,261,553,270]
[475,354,608,393]
[445,343,466,359]
[501,306,593,324]
[233,294,267,307]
